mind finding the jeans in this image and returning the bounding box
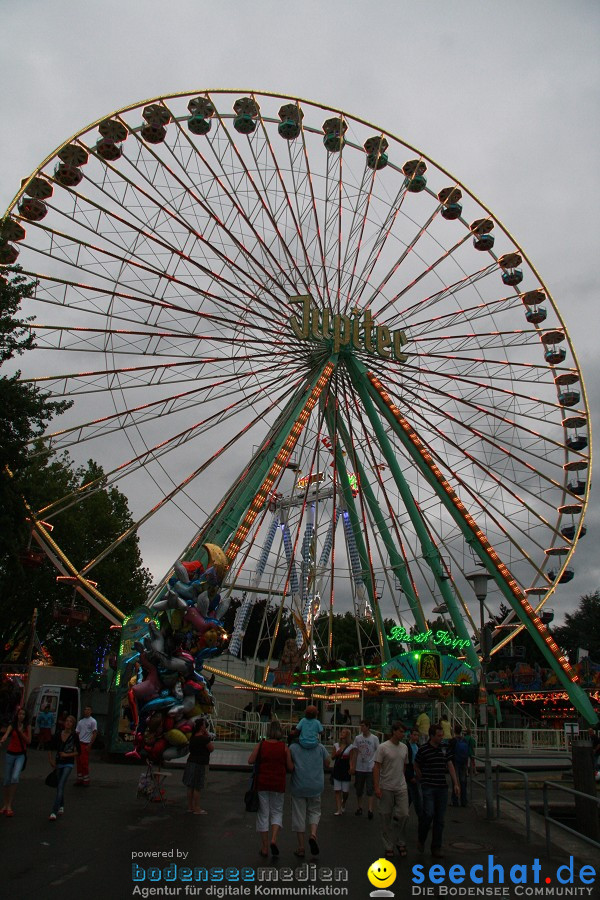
[418,784,448,851]
[407,778,423,818]
[451,762,468,807]
[52,765,73,814]
[3,753,25,786]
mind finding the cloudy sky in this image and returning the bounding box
[1,1,599,627]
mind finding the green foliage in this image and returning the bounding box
[552,591,600,663]
[0,268,151,675]
[1,453,152,674]
[0,268,71,557]
[0,266,35,363]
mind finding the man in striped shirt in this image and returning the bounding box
[414,723,460,858]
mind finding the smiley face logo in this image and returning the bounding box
[367,858,397,889]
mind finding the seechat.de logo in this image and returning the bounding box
[411,855,596,893]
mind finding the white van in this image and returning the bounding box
[26,684,81,738]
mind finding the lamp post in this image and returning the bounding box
[466,570,494,820]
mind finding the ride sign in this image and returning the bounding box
[387,624,471,653]
[289,295,408,361]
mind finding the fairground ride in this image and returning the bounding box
[1,90,595,723]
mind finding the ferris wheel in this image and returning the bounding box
[1,89,594,719]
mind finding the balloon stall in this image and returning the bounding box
[124,544,230,763]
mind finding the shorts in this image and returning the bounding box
[256,791,284,832]
[333,779,350,791]
[354,771,374,797]
[182,762,206,790]
[3,753,26,786]
[291,795,321,832]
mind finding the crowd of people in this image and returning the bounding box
[240,705,476,861]
[0,704,97,820]
[1,696,477,861]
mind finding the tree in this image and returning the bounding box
[0,267,71,559]
[1,453,152,674]
[552,591,600,663]
[0,268,151,675]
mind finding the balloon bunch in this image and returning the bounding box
[125,545,231,763]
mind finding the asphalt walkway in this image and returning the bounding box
[2,749,598,900]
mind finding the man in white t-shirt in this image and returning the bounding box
[349,720,380,819]
[373,721,409,859]
[75,706,98,786]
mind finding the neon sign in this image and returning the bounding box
[387,625,471,653]
[289,295,408,362]
[295,472,326,491]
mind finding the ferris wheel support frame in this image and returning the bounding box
[332,403,429,635]
[147,360,335,606]
[324,404,391,662]
[353,361,597,725]
[347,359,481,672]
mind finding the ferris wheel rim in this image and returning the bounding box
[2,88,590,667]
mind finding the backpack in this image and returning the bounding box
[453,736,469,765]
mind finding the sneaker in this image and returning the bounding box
[334,810,343,816]
[354,808,363,816]
[368,811,374,820]
[58,807,64,816]
[49,813,57,821]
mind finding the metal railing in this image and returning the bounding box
[474,728,566,752]
[494,760,531,841]
[542,781,600,856]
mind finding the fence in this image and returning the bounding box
[474,728,566,752]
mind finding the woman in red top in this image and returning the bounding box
[0,707,32,816]
[248,721,293,858]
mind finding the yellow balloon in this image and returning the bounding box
[367,858,397,890]
[165,729,189,747]
[203,542,228,580]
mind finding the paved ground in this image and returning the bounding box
[2,749,599,900]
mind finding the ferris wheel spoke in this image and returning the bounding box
[30,322,283,357]
[88,126,286,301]
[23,350,294,397]
[347,179,410,311]
[384,263,498,332]
[32,165,291,325]
[410,327,548,356]
[253,111,326,306]
[398,389,562,557]
[322,142,345,310]
[390,358,569,440]
[287,123,333,310]
[386,357,571,416]
[406,291,523,338]
[383,367,573,492]
[121,121,302,307]
[23,268,282,339]
[35,360,298,452]
[357,204,452,317]
[189,97,322,309]
[375,236,492,321]
[47,370,307,562]
[338,162,380,311]
[18,218,285,336]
